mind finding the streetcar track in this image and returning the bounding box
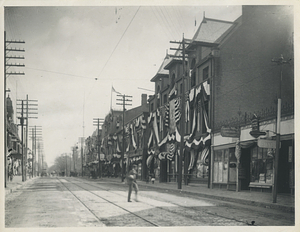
[57,177,159,227]
[61,177,250,226]
[98,179,294,225]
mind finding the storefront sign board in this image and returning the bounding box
[257,139,276,149]
[221,127,239,138]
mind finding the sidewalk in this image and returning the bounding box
[5,175,36,196]
[97,177,295,213]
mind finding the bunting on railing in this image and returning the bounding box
[165,103,169,127]
[174,99,181,123]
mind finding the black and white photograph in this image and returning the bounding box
[2,0,297,230]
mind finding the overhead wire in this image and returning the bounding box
[95,6,141,80]
[154,6,177,39]
[82,6,142,119]
[163,6,182,39]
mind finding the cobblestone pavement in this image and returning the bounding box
[5,177,295,228]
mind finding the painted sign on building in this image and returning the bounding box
[221,127,239,138]
[257,139,276,149]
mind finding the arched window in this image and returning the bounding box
[171,73,175,88]
[157,85,160,108]
[190,58,196,69]
[190,58,196,87]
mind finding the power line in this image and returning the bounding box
[96,6,141,79]
[150,7,170,40]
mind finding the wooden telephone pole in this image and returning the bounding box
[116,94,132,182]
[170,35,190,189]
[17,97,38,181]
[93,118,104,178]
[4,31,25,187]
[271,55,290,203]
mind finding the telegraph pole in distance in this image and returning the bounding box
[170,35,189,189]
[17,100,25,181]
[4,31,25,187]
[29,126,42,177]
[79,137,85,177]
[271,54,290,203]
[17,97,38,181]
[93,118,104,178]
[116,94,132,182]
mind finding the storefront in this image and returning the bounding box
[212,117,294,194]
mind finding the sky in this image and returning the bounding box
[3,2,242,166]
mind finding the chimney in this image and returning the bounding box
[141,94,147,106]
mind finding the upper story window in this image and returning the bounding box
[191,72,196,88]
[171,73,175,89]
[163,94,168,104]
[157,85,160,108]
[203,66,209,81]
[190,58,196,70]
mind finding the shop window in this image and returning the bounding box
[213,149,228,183]
[213,148,236,183]
[250,146,273,184]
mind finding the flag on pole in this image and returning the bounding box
[112,86,121,94]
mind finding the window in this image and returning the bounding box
[171,73,175,88]
[213,149,228,183]
[250,146,273,184]
[191,72,196,88]
[163,94,167,104]
[157,85,160,108]
[203,66,209,81]
[202,101,209,134]
[198,100,209,134]
[213,148,236,183]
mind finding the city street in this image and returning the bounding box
[5,177,294,227]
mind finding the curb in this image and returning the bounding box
[98,177,294,213]
[139,182,295,213]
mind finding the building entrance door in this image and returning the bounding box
[240,148,251,190]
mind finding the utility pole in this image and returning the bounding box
[79,137,85,177]
[4,31,25,187]
[71,145,78,175]
[271,54,290,203]
[116,94,132,182]
[29,126,42,177]
[36,138,44,176]
[17,97,38,181]
[18,100,25,181]
[65,153,68,177]
[170,35,189,189]
[93,118,104,178]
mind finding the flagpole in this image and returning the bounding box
[110,85,113,111]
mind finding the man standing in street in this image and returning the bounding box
[127,164,139,202]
